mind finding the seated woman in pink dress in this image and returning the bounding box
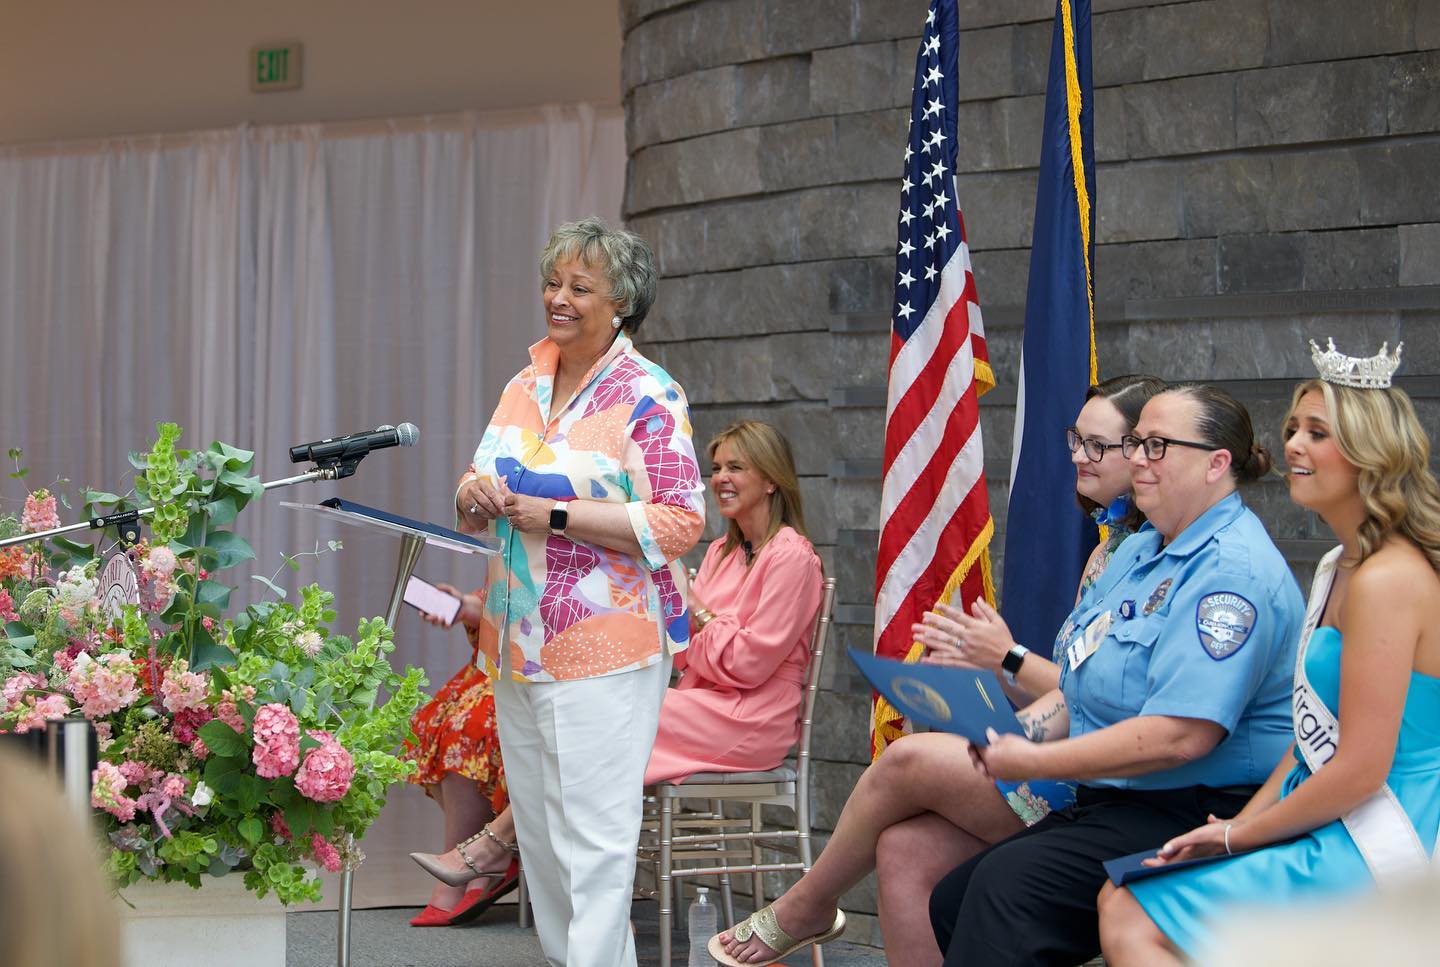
[410,419,823,914]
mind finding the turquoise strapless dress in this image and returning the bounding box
[1130,626,1440,955]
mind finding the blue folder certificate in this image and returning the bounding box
[848,649,1023,746]
[1103,847,1249,886]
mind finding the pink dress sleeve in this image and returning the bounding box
[682,539,822,690]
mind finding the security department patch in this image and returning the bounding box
[1195,592,1257,660]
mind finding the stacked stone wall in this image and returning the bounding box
[622,0,1440,943]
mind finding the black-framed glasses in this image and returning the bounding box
[1065,427,1125,463]
[1120,434,1218,460]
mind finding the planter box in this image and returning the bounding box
[117,874,285,967]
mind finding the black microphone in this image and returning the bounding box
[289,423,419,465]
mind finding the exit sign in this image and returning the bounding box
[251,43,303,92]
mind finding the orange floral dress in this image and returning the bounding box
[403,622,509,814]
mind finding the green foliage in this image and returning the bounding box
[0,424,429,906]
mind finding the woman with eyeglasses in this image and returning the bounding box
[1098,345,1440,965]
[710,375,1166,967]
[925,383,1306,967]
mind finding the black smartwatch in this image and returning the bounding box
[549,499,570,536]
[1001,644,1029,684]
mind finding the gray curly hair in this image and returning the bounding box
[539,217,657,333]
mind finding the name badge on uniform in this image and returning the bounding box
[1067,610,1112,670]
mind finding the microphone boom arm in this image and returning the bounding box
[0,467,340,550]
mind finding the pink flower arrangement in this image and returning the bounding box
[66,652,141,718]
[294,730,354,803]
[159,660,209,713]
[13,693,70,732]
[3,671,47,712]
[21,489,60,533]
[0,588,15,622]
[309,832,343,873]
[91,761,138,822]
[252,703,301,779]
[270,811,293,843]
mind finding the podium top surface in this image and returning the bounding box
[280,498,501,556]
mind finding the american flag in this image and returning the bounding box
[872,0,995,758]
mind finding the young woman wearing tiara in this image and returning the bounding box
[1099,339,1440,966]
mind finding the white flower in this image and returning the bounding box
[190,781,214,807]
[294,630,323,657]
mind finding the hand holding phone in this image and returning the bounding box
[404,575,463,625]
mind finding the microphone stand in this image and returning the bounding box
[0,461,362,550]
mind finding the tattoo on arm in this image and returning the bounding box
[1017,699,1067,742]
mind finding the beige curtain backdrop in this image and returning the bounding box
[0,103,625,908]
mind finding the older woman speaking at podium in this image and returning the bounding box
[428,218,704,967]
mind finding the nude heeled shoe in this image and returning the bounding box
[409,824,519,887]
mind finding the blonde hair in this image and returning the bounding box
[1287,378,1440,573]
[707,421,806,563]
[0,748,121,967]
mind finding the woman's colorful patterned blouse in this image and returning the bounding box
[461,333,705,683]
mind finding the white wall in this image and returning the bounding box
[0,0,621,144]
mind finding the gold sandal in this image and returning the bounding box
[707,905,846,967]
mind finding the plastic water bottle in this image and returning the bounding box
[686,887,719,967]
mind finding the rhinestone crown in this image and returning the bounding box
[1309,338,1403,389]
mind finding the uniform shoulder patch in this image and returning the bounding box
[1195,592,1257,660]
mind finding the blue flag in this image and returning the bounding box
[1001,0,1098,660]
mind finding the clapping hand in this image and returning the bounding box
[913,599,1016,672]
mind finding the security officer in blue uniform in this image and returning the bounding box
[929,385,1305,967]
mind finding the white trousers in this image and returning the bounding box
[493,657,669,967]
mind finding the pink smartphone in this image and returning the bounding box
[403,575,462,624]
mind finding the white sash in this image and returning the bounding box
[1291,545,1432,884]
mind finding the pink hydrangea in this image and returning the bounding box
[0,588,15,622]
[252,703,301,779]
[91,761,138,822]
[159,773,187,799]
[214,699,244,732]
[21,490,60,533]
[159,660,209,713]
[2,672,47,712]
[270,812,293,842]
[190,737,209,760]
[119,759,159,787]
[294,730,355,803]
[66,653,141,718]
[309,832,343,873]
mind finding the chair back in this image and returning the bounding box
[793,577,837,805]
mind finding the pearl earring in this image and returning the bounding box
[611,315,622,329]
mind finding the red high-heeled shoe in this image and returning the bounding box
[444,857,522,926]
